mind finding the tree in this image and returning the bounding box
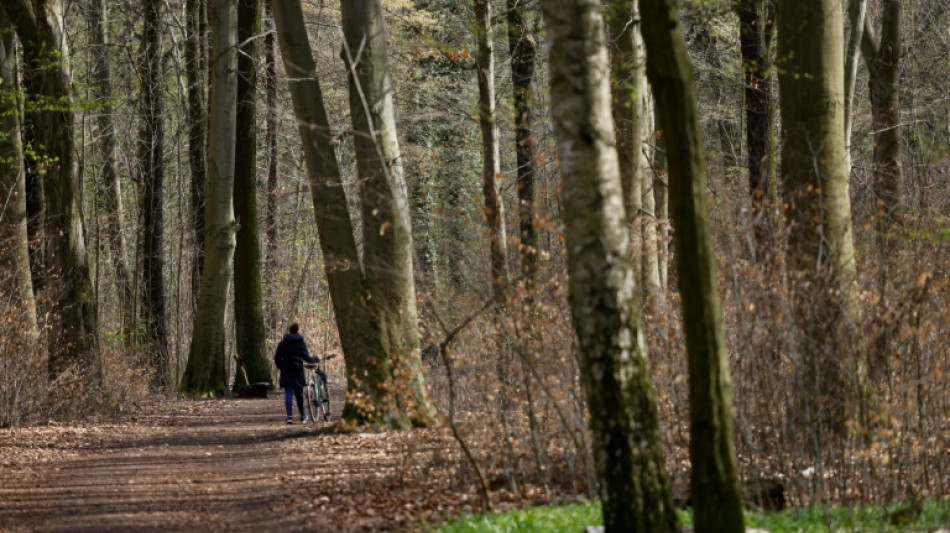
[474,0,510,302]
[138,0,170,386]
[340,0,436,423]
[607,0,644,287]
[506,0,539,292]
[0,7,39,342]
[86,0,135,328]
[859,0,904,228]
[263,4,279,330]
[7,0,101,381]
[640,0,745,530]
[233,0,269,384]
[844,0,867,179]
[540,0,678,530]
[186,0,208,302]
[181,0,238,395]
[738,0,775,253]
[777,0,862,435]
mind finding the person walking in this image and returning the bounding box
[274,323,318,423]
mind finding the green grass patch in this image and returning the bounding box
[432,499,950,532]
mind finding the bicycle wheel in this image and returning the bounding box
[306,380,320,423]
[315,378,331,421]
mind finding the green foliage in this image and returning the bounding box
[433,499,950,533]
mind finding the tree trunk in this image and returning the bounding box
[777,0,863,436]
[7,0,101,381]
[738,0,775,254]
[861,0,904,227]
[607,0,643,292]
[263,4,279,331]
[653,121,669,291]
[540,1,679,531]
[474,0,510,302]
[186,0,207,304]
[86,0,134,326]
[233,0,270,385]
[181,0,238,395]
[640,85,663,302]
[640,0,745,530]
[844,0,867,178]
[506,0,538,291]
[138,0,170,387]
[340,0,436,425]
[0,7,39,341]
[271,0,390,423]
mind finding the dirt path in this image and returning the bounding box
[0,394,485,532]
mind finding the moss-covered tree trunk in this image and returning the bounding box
[138,0,170,387]
[340,0,436,425]
[7,0,101,381]
[777,0,863,435]
[640,0,745,531]
[474,0,510,301]
[0,7,39,342]
[860,0,904,228]
[232,0,270,384]
[263,4,279,332]
[181,0,237,395]
[506,0,539,292]
[540,1,679,531]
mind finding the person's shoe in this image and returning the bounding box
[301,416,310,423]
[285,417,293,424]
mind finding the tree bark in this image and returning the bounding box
[777,0,863,436]
[607,0,643,291]
[233,0,270,385]
[0,7,39,341]
[844,0,867,178]
[738,0,775,254]
[540,1,679,531]
[340,0,436,425]
[640,0,745,530]
[86,0,134,325]
[474,0,510,302]
[138,0,170,387]
[506,0,538,291]
[861,0,904,227]
[186,0,208,304]
[181,0,238,395]
[7,0,101,381]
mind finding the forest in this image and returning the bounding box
[0,0,948,531]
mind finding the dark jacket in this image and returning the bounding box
[274,333,317,389]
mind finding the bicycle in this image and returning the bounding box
[304,354,335,422]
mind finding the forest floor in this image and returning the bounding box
[0,392,536,532]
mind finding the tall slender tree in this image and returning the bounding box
[340,0,436,424]
[777,0,862,435]
[87,0,135,325]
[640,0,745,530]
[7,0,101,380]
[263,3,280,331]
[506,0,539,291]
[844,0,868,178]
[233,0,269,384]
[738,0,775,253]
[181,0,238,395]
[474,0,510,302]
[540,0,678,530]
[139,0,170,386]
[186,0,208,302]
[860,0,904,228]
[0,7,39,342]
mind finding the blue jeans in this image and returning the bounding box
[284,386,304,419]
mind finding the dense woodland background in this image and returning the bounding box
[1,0,948,528]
